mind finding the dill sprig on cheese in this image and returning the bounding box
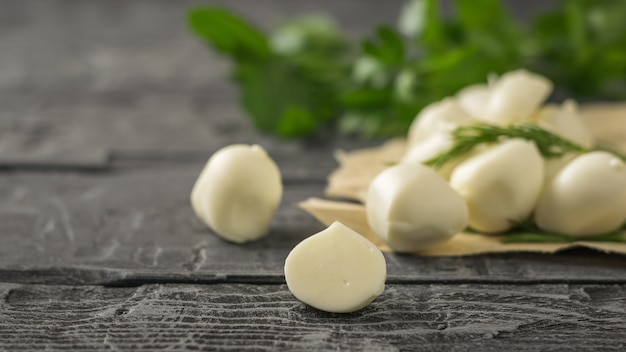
[425,123,587,169]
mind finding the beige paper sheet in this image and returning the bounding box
[301,103,626,256]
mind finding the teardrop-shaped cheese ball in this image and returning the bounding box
[542,153,579,185]
[407,98,474,147]
[456,83,491,119]
[284,222,386,313]
[483,69,553,125]
[449,139,544,233]
[190,144,282,243]
[534,152,626,237]
[403,133,453,164]
[534,100,594,148]
[366,162,468,252]
[402,133,470,180]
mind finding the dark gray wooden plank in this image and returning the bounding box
[1,162,626,286]
[0,92,252,167]
[0,92,377,170]
[0,0,403,164]
[0,0,405,94]
[1,283,625,351]
[0,162,325,278]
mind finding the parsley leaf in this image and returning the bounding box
[188,7,270,61]
[234,60,338,137]
[189,8,347,138]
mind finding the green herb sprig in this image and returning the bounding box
[464,225,626,244]
[424,123,588,169]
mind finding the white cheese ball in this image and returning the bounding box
[449,139,544,233]
[402,132,453,165]
[542,153,579,185]
[190,144,282,243]
[402,133,472,180]
[407,98,474,147]
[482,69,553,125]
[284,221,386,313]
[456,83,491,119]
[535,100,594,148]
[534,152,626,237]
[366,162,468,252]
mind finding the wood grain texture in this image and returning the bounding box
[0,162,326,281]
[1,283,625,351]
[0,0,405,93]
[1,163,625,286]
[0,0,401,165]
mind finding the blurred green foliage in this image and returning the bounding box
[189,0,626,139]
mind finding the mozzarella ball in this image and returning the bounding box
[449,139,544,233]
[407,98,474,147]
[402,132,453,164]
[402,133,472,180]
[534,100,594,148]
[542,153,579,185]
[456,83,491,119]
[534,152,626,237]
[284,221,386,313]
[190,144,282,243]
[366,162,468,252]
[482,69,553,125]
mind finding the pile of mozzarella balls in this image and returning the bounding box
[366,69,626,253]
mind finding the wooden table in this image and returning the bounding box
[1,1,625,350]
